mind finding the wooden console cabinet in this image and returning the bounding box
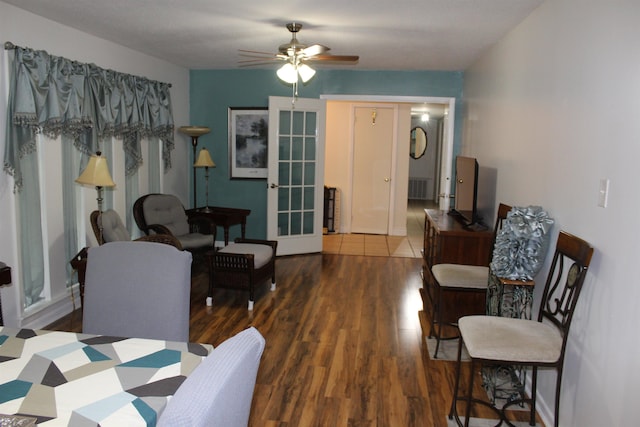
[422,209,494,268]
[420,209,494,327]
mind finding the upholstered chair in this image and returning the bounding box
[91,209,183,248]
[133,194,215,254]
[158,327,266,427]
[82,241,192,342]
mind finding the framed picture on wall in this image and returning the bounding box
[228,107,269,179]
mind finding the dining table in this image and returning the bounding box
[0,327,213,426]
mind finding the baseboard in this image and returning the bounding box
[390,225,408,236]
[19,285,81,329]
[524,371,553,427]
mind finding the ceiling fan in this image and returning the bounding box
[239,23,359,85]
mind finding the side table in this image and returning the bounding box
[187,206,251,246]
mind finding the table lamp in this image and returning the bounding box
[76,151,116,242]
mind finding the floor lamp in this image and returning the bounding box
[75,151,116,243]
[194,147,216,212]
[179,126,211,208]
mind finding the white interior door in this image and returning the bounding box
[267,96,326,255]
[351,106,394,234]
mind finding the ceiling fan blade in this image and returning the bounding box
[239,60,281,67]
[302,44,330,58]
[308,54,359,62]
[239,54,277,60]
[238,58,280,64]
[239,49,277,56]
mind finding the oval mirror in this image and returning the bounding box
[410,127,427,159]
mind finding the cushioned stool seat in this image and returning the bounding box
[459,315,562,363]
[218,243,273,269]
[432,264,489,289]
[208,239,277,310]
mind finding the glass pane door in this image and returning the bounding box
[268,97,326,255]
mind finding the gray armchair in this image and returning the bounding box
[133,194,215,253]
[82,241,192,341]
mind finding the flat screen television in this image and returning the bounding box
[451,156,479,226]
[450,156,497,230]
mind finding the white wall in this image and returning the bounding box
[462,0,640,425]
[0,2,191,328]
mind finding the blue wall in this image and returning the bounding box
[190,69,464,239]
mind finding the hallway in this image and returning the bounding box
[322,199,437,258]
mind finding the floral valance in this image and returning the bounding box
[3,45,175,190]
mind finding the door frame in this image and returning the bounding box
[321,94,456,212]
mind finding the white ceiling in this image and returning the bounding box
[2,0,543,71]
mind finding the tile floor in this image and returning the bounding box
[322,199,437,258]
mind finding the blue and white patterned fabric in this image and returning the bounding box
[490,206,554,280]
[0,327,212,426]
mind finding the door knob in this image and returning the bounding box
[384,178,390,182]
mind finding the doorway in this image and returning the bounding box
[322,95,456,236]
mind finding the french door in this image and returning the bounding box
[267,96,326,255]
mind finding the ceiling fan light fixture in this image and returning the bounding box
[277,62,298,84]
[298,63,316,83]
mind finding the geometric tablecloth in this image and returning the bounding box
[0,327,213,426]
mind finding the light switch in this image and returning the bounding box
[598,179,610,208]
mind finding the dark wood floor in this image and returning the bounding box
[48,253,540,427]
